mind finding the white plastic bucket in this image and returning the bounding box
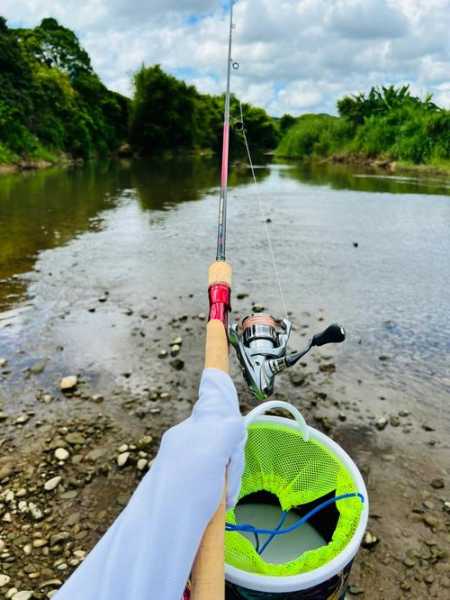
[225,401,369,599]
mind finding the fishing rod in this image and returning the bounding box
[191,1,346,597]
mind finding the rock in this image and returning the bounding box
[399,410,410,417]
[443,501,450,513]
[91,394,104,403]
[85,449,106,462]
[28,503,43,521]
[170,359,185,371]
[98,296,107,303]
[431,478,445,490]
[348,585,364,595]
[422,423,435,432]
[403,557,416,568]
[289,372,306,387]
[158,350,168,359]
[319,363,336,374]
[197,312,206,320]
[375,417,388,431]
[137,435,153,449]
[424,574,434,585]
[29,360,47,375]
[0,463,14,480]
[65,433,86,446]
[0,358,7,368]
[378,355,390,361]
[50,532,70,547]
[118,444,129,453]
[170,336,183,346]
[170,345,181,357]
[236,292,248,300]
[0,575,11,588]
[137,459,148,471]
[389,415,400,427]
[60,376,78,392]
[15,414,30,425]
[117,143,132,157]
[0,412,7,421]
[12,592,33,600]
[423,514,439,529]
[44,476,62,492]
[253,304,265,313]
[353,242,359,248]
[54,448,70,461]
[362,531,379,549]
[117,452,130,467]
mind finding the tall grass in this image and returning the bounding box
[276,87,450,170]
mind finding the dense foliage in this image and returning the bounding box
[0,17,128,163]
[129,65,279,155]
[277,86,450,167]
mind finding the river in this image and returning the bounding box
[1,159,449,416]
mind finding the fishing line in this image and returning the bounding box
[226,492,364,556]
[238,101,289,318]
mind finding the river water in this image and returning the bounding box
[0,159,449,420]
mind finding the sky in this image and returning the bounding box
[2,0,450,116]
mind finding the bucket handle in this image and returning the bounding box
[244,401,310,442]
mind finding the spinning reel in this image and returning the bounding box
[230,314,346,401]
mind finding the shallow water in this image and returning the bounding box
[0,159,449,417]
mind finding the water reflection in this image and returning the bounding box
[281,160,450,196]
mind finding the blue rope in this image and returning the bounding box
[226,492,364,555]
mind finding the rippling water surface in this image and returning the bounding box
[0,159,449,414]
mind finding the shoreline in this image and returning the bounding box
[276,153,450,179]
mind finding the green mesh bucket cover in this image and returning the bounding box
[225,422,363,576]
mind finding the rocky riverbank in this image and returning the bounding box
[1,307,449,600]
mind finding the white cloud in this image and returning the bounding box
[1,0,450,114]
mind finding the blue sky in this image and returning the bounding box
[2,1,450,116]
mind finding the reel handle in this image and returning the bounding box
[245,400,310,442]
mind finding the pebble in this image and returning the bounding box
[65,433,86,445]
[137,459,148,471]
[117,452,130,467]
[158,350,168,359]
[375,417,388,431]
[423,514,439,529]
[236,292,248,299]
[348,585,363,595]
[12,592,33,600]
[431,478,445,489]
[197,313,206,320]
[389,415,400,427]
[0,575,11,588]
[91,394,104,403]
[60,376,78,391]
[170,337,183,346]
[403,557,416,568]
[362,531,379,549]
[0,358,7,367]
[253,304,265,313]
[170,359,185,371]
[170,345,181,357]
[118,444,129,453]
[44,476,62,492]
[54,448,70,461]
[15,414,30,425]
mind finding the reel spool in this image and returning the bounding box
[230,313,346,401]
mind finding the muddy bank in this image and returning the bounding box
[0,157,84,177]
[325,154,450,178]
[1,308,449,599]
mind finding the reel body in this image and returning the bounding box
[230,313,346,401]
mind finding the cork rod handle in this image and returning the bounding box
[190,261,232,600]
